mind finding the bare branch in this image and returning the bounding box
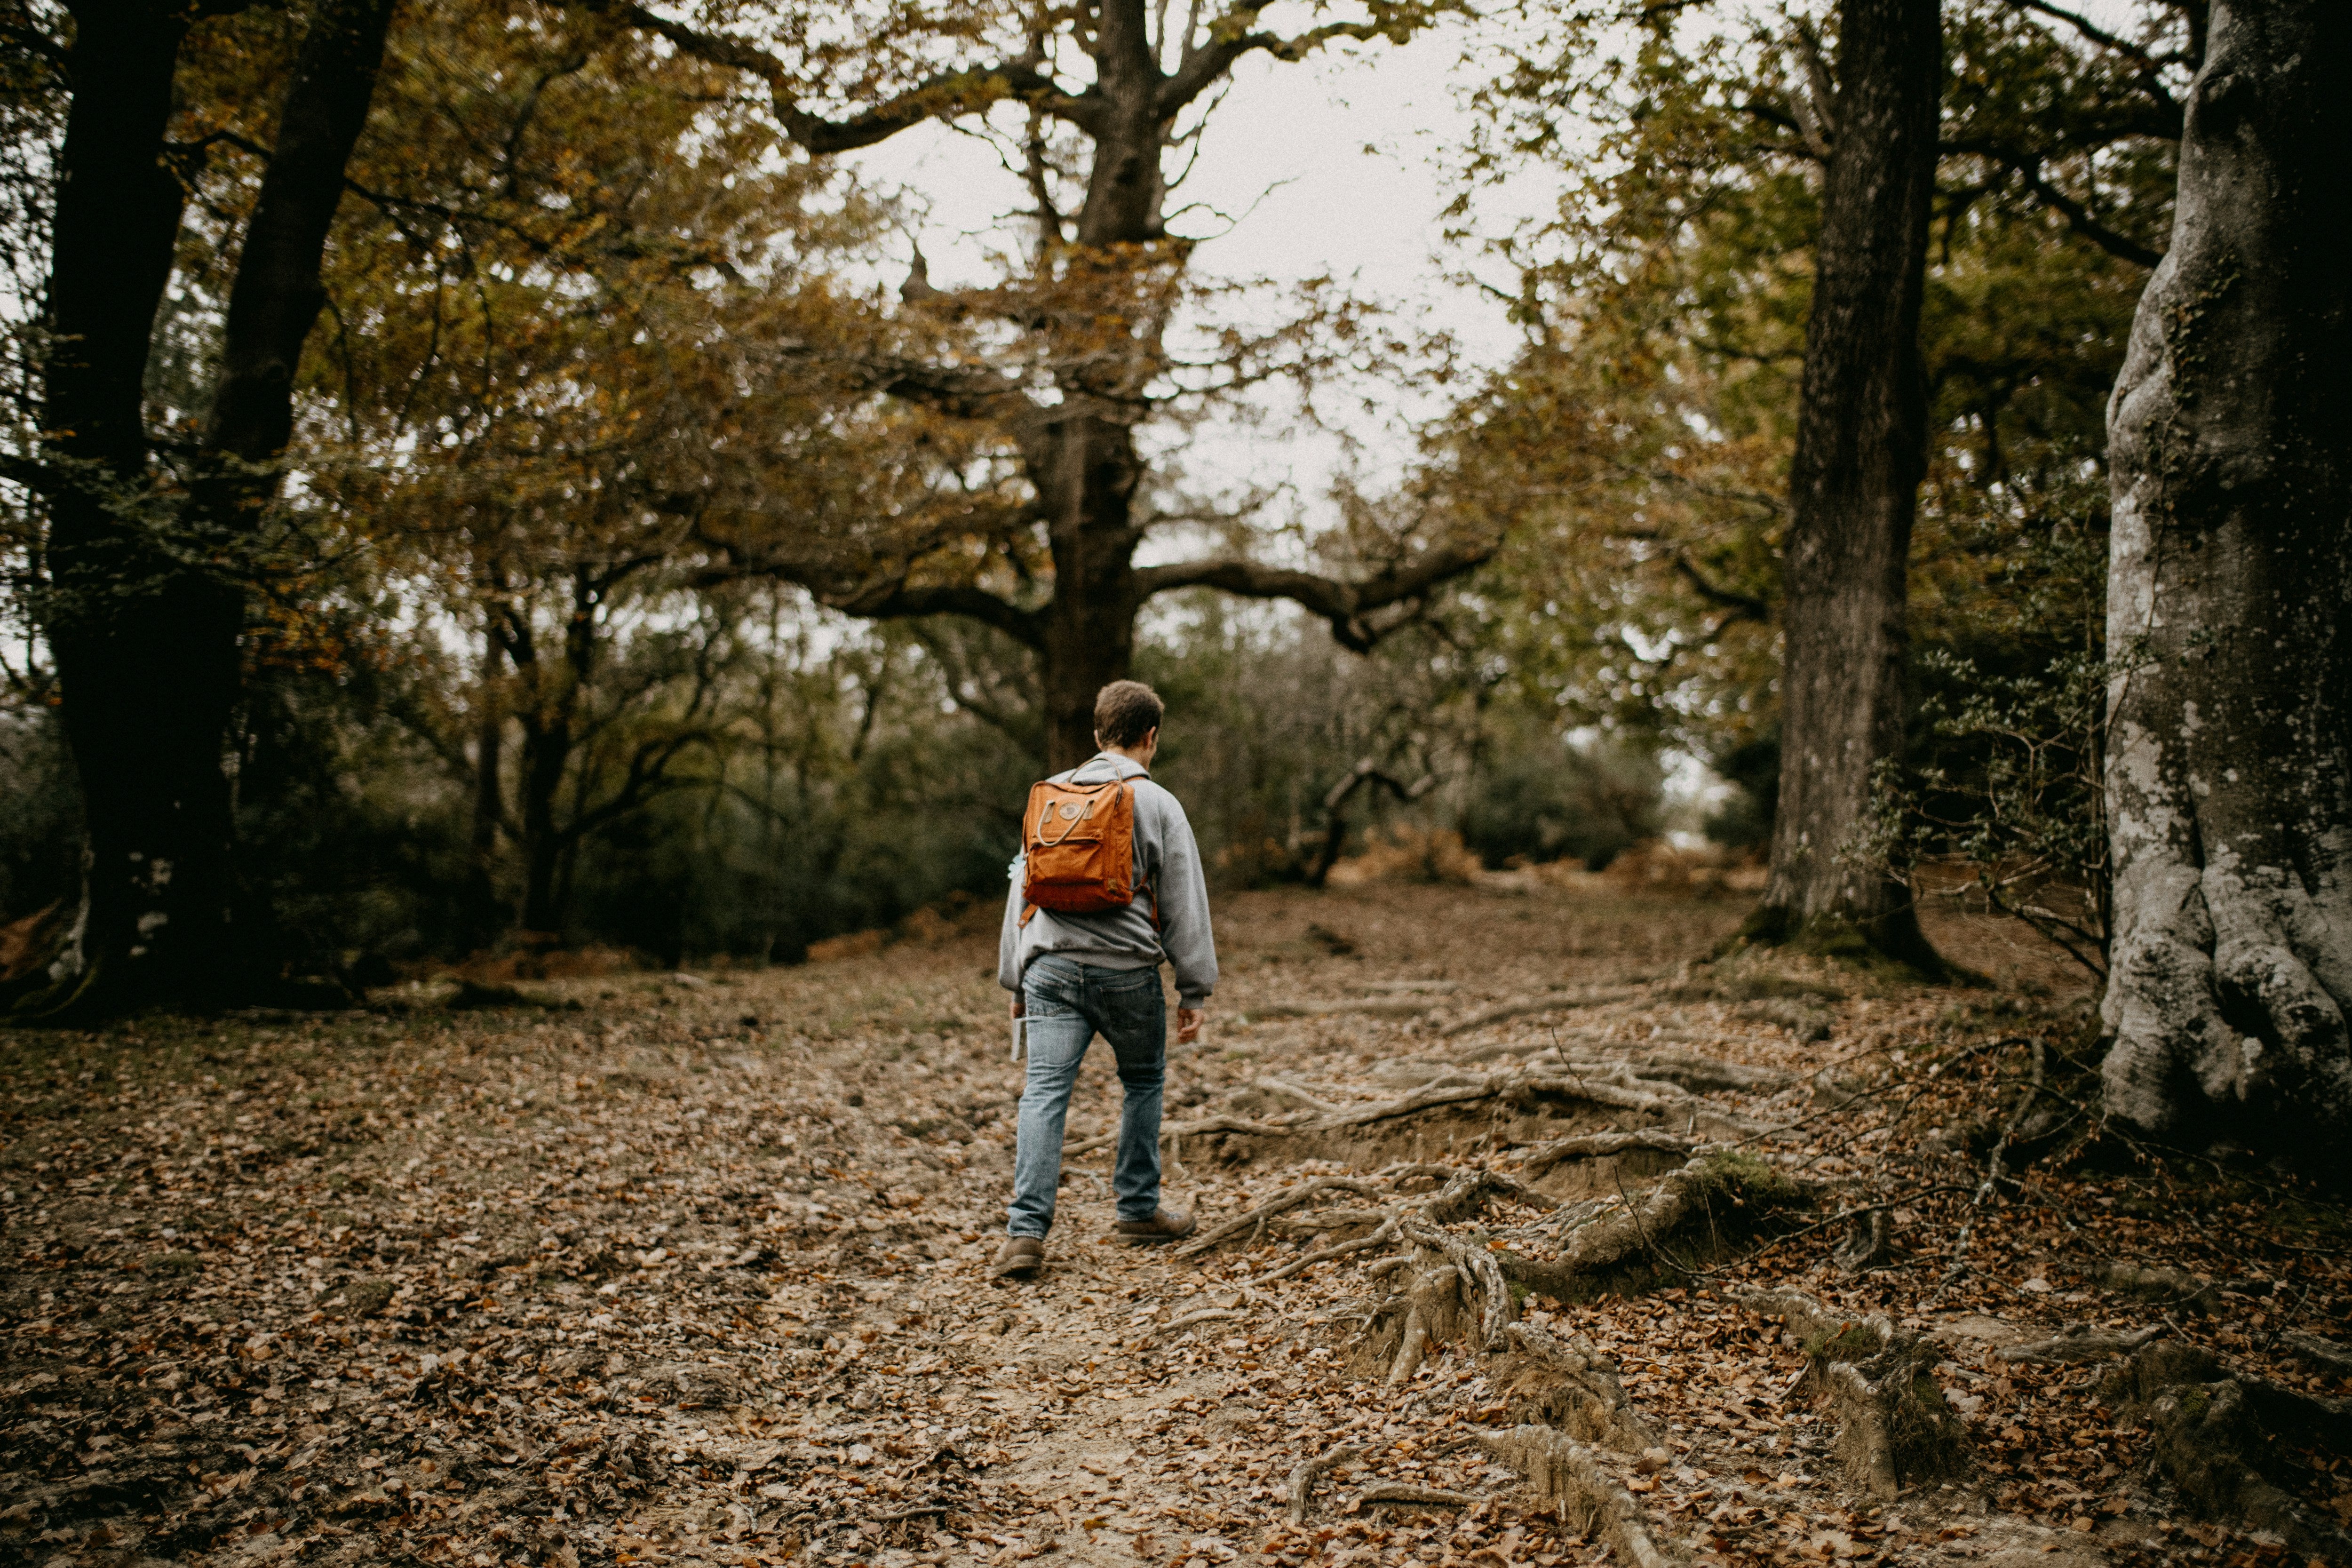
[1131,535,1494,651]
[1671,552,1769,624]
[589,1,1106,148]
[1158,3,1422,118]
[1944,142,2164,267]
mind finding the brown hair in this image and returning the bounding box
[1093,680,1165,748]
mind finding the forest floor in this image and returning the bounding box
[4,876,2350,1568]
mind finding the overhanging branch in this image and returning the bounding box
[1671,552,1770,624]
[1943,140,2165,267]
[1133,535,1495,651]
[590,1,1105,148]
[1159,11,1416,118]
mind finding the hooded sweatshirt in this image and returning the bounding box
[996,752,1218,1007]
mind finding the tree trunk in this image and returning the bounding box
[515,709,570,934]
[466,627,507,948]
[1032,25,1160,774]
[1749,0,1944,973]
[32,0,397,1017]
[36,6,222,1014]
[1036,416,1146,771]
[2099,0,2352,1146]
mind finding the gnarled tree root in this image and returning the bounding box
[1286,1441,1364,1525]
[1727,1285,1970,1501]
[1497,1152,1811,1303]
[2100,1339,2352,1559]
[1476,1425,1690,1568]
[1498,1321,1659,1453]
[1355,1261,1477,1382]
[1518,1130,1694,1177]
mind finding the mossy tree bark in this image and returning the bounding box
[1749,0,1945,972]
[2098,0,2352,1147]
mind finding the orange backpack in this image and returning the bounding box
[1019,772,1154,925]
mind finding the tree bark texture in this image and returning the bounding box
[1028,13,1157,772]
[2099,0,2352,1145]
[1035,415,1146,769]
[1756,0,1943,969]
[32,0,397,1015]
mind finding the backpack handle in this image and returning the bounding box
[1032,777,1125,848]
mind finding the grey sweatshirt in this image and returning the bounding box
[997,753,1218,1006]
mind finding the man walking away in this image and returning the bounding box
[993,680,1216,1279]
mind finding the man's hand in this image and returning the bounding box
[1177,1007,1204,1044]
[1010,995,1025,1019]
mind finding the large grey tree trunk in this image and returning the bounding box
[1750,0,1944,971]
[2099,1,2352,1144]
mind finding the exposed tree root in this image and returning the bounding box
[1476,1425,1690,1568]
[1252,1216,1400,1286]
[1417,1165,1559,1222]
[2099,1338,2352,1559]
[1255,1077,1356,1116]
[1065,1114,1294,1160]
[1497,1152,1811,1302]
[1398,1215,1516,1350]
[2283,1329,2352,1378]
[1438,989,1645,1037]
[1499,1321,1659,1452]
[1243,997,1438,1022]
[1189,1164,1555,1265]
[1518,1130,1694,1177]
[1584,1053,1796,1095]
[1384,1299,1431,1389]
[1996,1324,2163,1365]
[1173,1176,1381,1258]
[1726,1285,1971,1501]
[1831,1208,1895,1273]
[1358,1263,1476,1382]
[1356,1482,1477,1507]
[1286,1441,1364,1524]
[1289,1065,1770,1140]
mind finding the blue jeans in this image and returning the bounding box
[1008,956,1167,1238]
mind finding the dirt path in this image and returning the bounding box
[3,882,2347,1568]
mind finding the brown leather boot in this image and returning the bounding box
[1112,1206,1196,1245]
[991,1237,1045,1278]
